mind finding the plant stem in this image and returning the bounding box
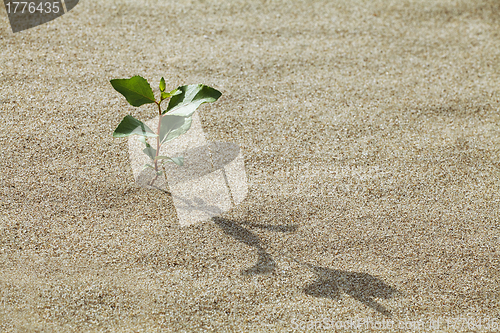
[155,101,162,172]
[149,101,163,186]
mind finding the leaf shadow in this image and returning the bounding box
[300,262,400,317]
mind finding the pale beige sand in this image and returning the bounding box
[0,0,499,331]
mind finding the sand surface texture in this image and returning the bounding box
[1,0,499,331]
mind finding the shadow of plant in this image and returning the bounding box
[211,217,297,275]
[211,217,399,316]
[301,263,399,317]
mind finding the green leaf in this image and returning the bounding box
[159,77,166,92]
[113,115,157,138]
[156,171,164,175]
[139,136,154,147]
[159,114,193,144]
[161,88,181,101]
[110,76,156,107]
[169,88,182,97]
[143,164,154,170]
[169,157,184,166]
[163,84,221,116]
[156,156,184,166]
[143,145,156,161]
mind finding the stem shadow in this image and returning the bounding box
[211,217,298,275]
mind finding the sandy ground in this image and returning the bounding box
[1,0,500,331]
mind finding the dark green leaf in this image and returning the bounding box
[159,77,166,92]
[163,84,221,116]
[159,114,193,144]
[110,76,156,107]
[113,115,157,138]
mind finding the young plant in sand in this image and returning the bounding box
[111,76,221,185]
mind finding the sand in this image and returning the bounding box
[0,0,499,331]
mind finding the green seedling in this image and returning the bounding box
[111,76,221,186]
